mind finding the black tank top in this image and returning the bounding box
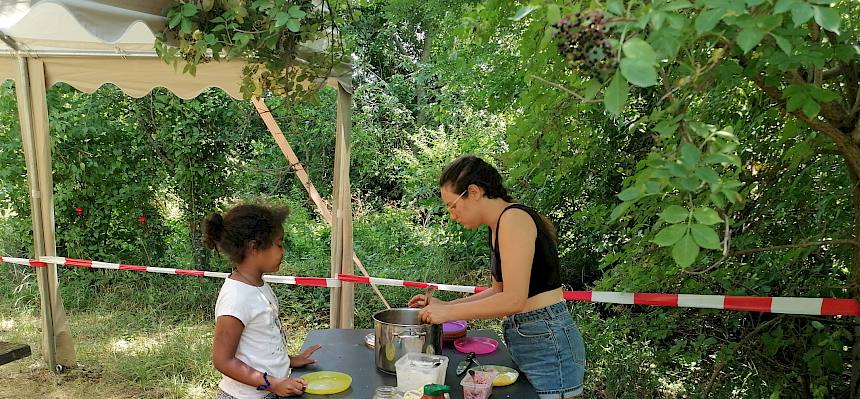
[489,204,562,298]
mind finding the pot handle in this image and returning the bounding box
[392,330,428,339]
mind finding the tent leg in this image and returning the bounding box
[334,83,354,329]
[15,57,76,370]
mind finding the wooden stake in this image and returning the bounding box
[251,97,391,311]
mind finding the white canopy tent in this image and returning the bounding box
[0,0,356,371]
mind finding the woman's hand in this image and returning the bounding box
[268,376,307,397]
[290,344,321,368]
[419,303,453,324]
[408,294,444,308]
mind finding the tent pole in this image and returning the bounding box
[14,56,57,370]
[335,83,354,329]
[16,57,76,370]
[330,103,344,328]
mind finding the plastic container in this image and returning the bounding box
[373,385,398,399]
[460,370,497,399]
[395,352,449,392]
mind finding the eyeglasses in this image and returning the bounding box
[446,190,468,212]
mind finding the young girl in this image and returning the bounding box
[412,155,587,398]
[204,203,321,399]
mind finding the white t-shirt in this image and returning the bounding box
[215,278,291,399]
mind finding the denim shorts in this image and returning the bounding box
[502,301,586,398]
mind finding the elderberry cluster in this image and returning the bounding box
[552,11,617,81]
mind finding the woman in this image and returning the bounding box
[412,155,586,398]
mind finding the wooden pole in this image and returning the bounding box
[250,98,391,310]
[335,83,355,329]
[15,57,77,370]
[14,56,56,370]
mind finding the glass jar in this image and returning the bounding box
[373,386,398,399]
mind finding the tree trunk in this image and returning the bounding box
[849,161,860,399]
[415,26,434,126]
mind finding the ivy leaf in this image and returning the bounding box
[546,4,561,25]
[609,201,633,222]
[180,18,193,34]
[622,38,657,65]
[181,3,198,17]
[774,0,799,13]
[693,206,722,225]
[662,1,692,11]
[620,39,657,86]
[617,186,643,201]
[737,27,765,53]
[604,71,628,117]
[621,58,658,87]
[709,192,727,208]
[288,5,307,19]
[672,234,700,267]
[511,5,541,21]
[676,176,700,192]
[607,0,624,15]
[680,143,701,169]
[791,3,814,26]
[813,6,840,34]
[169,13,183,29]
[659,205,689,223]
[694,9,724,34]
[771,34,792,55]
[695,167,720,185]
[654,224,688,247]
[691,224,721,249]
[275,12,291,27]
[802,99,821,118]
[286,19,302,33]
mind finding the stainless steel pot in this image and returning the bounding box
[372,308,442,374]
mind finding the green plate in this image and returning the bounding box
[473,365,519,387]
[302,371,352,395]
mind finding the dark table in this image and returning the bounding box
[292,329,539,398]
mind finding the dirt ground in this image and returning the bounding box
[0,360,155,399]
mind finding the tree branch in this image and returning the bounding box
[702,316,784,398]
[733,239,857,256]
[528,74,602,104]
[686,239,856,275]
[822,65,844,80]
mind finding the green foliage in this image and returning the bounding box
[155,0,346,99]
[0,0,857,397]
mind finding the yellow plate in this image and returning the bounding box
[473,365,519,387]
[302,371,352,395]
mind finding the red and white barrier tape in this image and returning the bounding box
[337,274,860,317]
[39,256,341,288]
[2,256,858,316]
[0,256,48,268]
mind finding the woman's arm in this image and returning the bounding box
[421,209,535,322]
[212,316,306,396]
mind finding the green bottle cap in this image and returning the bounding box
[423,384,450,395]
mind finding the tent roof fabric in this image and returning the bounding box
[0,0,352,98]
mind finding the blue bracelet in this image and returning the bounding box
[256,371,272,391]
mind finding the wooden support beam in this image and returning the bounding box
[0,342,31,366]
[252,93,387,326]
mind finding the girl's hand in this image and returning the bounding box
[290,344,321,368]
[408,294,444,308]
[269,376,307,397]
[419,303,452,324]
